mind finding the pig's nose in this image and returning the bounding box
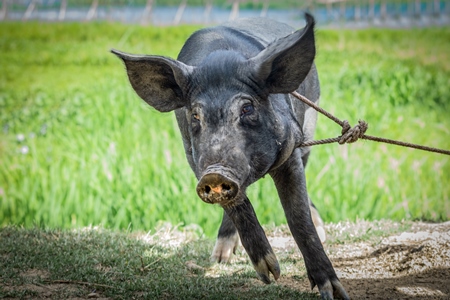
[196,173,238,204]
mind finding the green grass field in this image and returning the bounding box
[0,21,449,237]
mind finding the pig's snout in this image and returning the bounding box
[196,173,238,204]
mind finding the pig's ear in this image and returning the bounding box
[111,50,193,112]
[250,13,316,94]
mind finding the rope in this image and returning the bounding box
[291,91,450,156]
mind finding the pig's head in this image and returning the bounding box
[112,14,315,207]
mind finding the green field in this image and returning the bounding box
[0,22,449,237]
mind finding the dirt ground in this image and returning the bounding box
[269,221,450,299]
[4,221,450,299]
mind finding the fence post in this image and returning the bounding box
[261,0,269,17]
[433,0,439,15]
[368,0,374,19]
[326,0,332,22]
[380,0,387,19]
[23,0,37,21]
[86,0,99,21]
[59,0,67,21]
[339,0,345,22]
[229,0,239,20]
[174,0,187,25]
[204,0,212,23]
[141,0,153,25]
[355,0,361,21]
[0,0,7,20]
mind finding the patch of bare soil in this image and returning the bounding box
[3,268,111,300]
[272,221,450,299]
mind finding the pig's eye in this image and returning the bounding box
[241,103,254,116]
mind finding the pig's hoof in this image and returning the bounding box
[253,252,280,284]
[318,279,349,300]
[210,232,239,263]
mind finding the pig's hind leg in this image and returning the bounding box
[210,212,239,263]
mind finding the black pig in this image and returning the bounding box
[112,14,349,299]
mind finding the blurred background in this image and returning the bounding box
[1,0,450,26]
[1,0,449,237]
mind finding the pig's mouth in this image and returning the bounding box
[196,164,241,206]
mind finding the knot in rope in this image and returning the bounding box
[339,120,368,144]
[290,91,450,155]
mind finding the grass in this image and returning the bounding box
[0,22,449,238]
[0,221,414,299]
[0,225,319,299]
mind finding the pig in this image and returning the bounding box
[112,13,349,299]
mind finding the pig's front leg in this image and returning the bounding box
[222,196,280,284]
[270,149,349,300]
[210,211,239,263]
